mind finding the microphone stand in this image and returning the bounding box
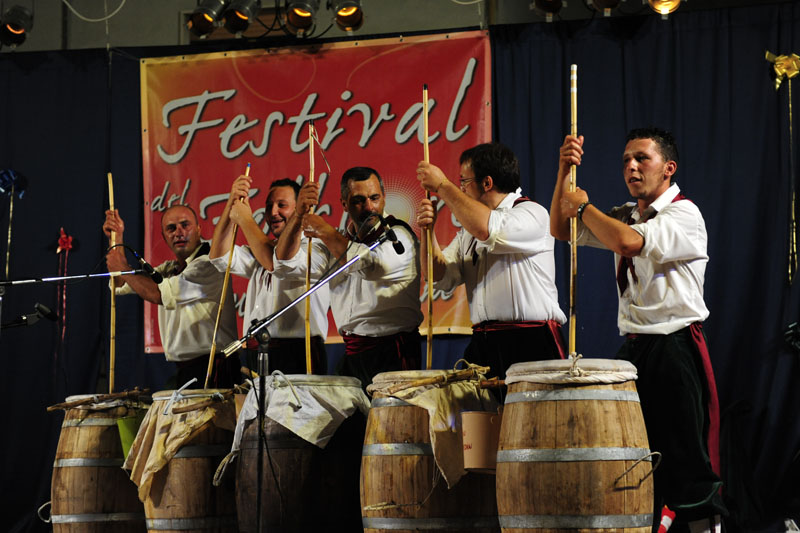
[222,231,393,358]
[0,270,143,342]
[0,269,144,287]
[254,328,269,533]
[222,231,392,533]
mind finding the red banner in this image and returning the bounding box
[140,30,491,353]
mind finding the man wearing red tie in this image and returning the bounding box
[550,128,726,533]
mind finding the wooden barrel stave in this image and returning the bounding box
[361,398,499,533]
[497,377,653,533]
[51,404,146,532]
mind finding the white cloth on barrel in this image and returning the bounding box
[231,374,370,453]
[122,389,237,502]
[367,370,501,489]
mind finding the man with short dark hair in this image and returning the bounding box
[209,174,329,374]
[103,204,239,388]
[416,142,566,381]
[274,167,423,388]
[551,128,726,533]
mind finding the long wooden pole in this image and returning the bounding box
[305,121,315,374]
[107,172,116,394]
[423,84,434,370]
[568,64,578,356]
[205,163,250,388]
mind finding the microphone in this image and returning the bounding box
[385,227,405,255]
[130,249,163,284]
[373,214,405,255]
[34,303,58,322]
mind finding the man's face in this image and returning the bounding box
[622,138,674,205]
[161,206,202,261]
[265,185,296,238]
[459,160,482,200]
[341,175,385,226]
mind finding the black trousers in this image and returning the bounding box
[618,328,727,529]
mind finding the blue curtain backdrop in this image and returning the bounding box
[1,3,799,531]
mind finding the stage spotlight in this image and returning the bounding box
[285,0,319,35]
[533,0,562,23]
[647,0,681,18]
[224,0,260,34]
[332,0,363,32]
[0,5,33,48]
[187,0,229,37]
[591,0,621,16]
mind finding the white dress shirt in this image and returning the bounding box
[116,242,238,362]
[209,242,329,340]
[273,216,423,337]
[436,189,566,326]
[577,183,710,335]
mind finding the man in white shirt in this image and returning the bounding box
[273,166,423,389]
[415,142,567,381]
[209,176,329,374]
[551,128,726,533]
[103,205,239,388]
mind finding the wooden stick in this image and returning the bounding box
[569,64,578,356]
[46,387,149,412]
[305,121,315,374]
[423,84,434,370]
[205,163,250,388]
[384,365,490,395]
[107,172,116,394]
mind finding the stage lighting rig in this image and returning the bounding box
[331,0,362,32]
[533,0,562,23]
[647,0,681,18]
[0,5,33,48]
[224,0,260,34]
[187,0,229,38]
[285,0,319,36]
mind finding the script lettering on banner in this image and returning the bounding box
[140,30,492,353]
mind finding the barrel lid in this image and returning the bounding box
[506,358,637,385]
[267,374,362,388]
[152,388,231,400]
[63,394,152,409]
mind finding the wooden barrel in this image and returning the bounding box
[142,390,237,533]
[50,395,147,532]
[496,359,654,532]
[361,370,500,533]
[235,374,366,532]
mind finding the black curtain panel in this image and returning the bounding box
[2,3,800,532]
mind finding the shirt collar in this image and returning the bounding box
[496,188,523,210]
[633,182,681,221]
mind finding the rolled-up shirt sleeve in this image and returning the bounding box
[481,202,552,255]
[633,202,708,264]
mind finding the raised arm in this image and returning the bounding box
[551,135,584,241]
[276,181,319,261]
[416,161,492,241]
[552,134,643,257]
[415,197,447,282]
[229,199,276,270]
[209,174,252,259]
[103,209,162,303]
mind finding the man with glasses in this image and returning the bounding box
[415,143,566,380]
